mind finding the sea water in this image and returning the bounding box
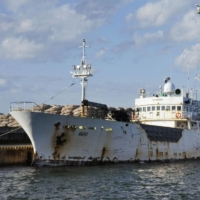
[0,161,199,200]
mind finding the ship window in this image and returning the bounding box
[183,106,187,112]
[166,106,170,111]
[79,126,86,130]
[157,106,160,111]
[152,106,155,111]
[172,106,176,111]
[63,125,70,129]
[143,107,146,112]
[161,106,165,110]
[88,127,96,130]
[105,128,112,132]
[147,107,151,111]
[177,106,181,111]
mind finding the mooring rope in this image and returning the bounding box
[0,127,22,137]
[41,80,81,105]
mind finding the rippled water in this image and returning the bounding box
[0,161,200,200]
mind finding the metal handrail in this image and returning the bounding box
[137,110,200,121]
[10,102,43,112]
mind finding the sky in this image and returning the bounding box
[1,0,200,113]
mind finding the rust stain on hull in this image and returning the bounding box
[101,147,106,161]
[52,122,71,159]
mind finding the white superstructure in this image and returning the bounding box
[134,77,200,129]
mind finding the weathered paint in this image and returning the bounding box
[10,111,200,166]
[0,145,33,166]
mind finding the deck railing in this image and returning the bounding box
[137,111,198,120]
[10,102,41,112]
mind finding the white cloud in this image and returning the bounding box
[0,4,95,61]
[2,0,31,12]
[174,44,200,71]
[136,0,191,27]
[0,38,44,60]
[1,0,58,13]
[125,13,134,22]
[0,79,6,86]
[95,49,106,58]
[170,10,200,41]
[0,1,132,62]
[134,31,164,45]
[0,0,131,62]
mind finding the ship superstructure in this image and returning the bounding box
[134,77,200,130]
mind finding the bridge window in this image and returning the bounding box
[147,107,151,111]
[157,106,160,111]
[177,106,181,111]
[152,106,155,111]
[79,126,86,130]
[166,106,170,111]
[183,106,187,112]
[105,128,112,132]
[161,106,165,110]
[172,106,176,111]
[88,127,96,130]
[143,107,146,112]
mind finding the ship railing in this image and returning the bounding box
[10,102,42,112]
[138,111,189,120]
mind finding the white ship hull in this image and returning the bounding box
[10,111,200,166]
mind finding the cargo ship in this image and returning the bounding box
[10,40,200,166]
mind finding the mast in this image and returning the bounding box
[71,39,92,101]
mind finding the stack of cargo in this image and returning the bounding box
[125,107,134,120]
[116,107,125,111]
[73,106,82,117]
[3,103,134,126]
[72,106,107,118]
[33,104,51,112]
[108,107,116,111]
[0,114,20,127]
[0,114,9,127]
[7,115,20,127]
[96,108,107,118]
[61,105,79,115]
[84,106,97,118]
[44,105,63,114]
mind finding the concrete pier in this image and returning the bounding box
[0,127,33,166]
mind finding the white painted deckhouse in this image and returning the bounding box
[134,77,200,131]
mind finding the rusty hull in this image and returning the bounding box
[10,111,200,167]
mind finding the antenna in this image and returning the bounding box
[188,61,190,93]
[79,39,89,64]
[71,39,92,101]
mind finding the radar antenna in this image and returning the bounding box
[71,39,92,101]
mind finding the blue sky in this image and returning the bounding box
[0,0,200,113]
